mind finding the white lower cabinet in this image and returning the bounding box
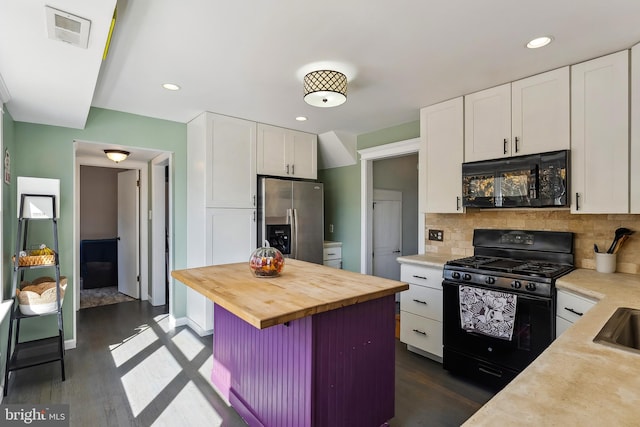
[556,288,597,338]
[323,242,342,269]
[399,263,443,360]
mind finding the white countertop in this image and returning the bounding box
[323,240,342,248]
[464,268,640,425]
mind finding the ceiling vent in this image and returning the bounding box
[45,6,91,49]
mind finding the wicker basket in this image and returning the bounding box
[13,254,55,266]
[16,276,67,315]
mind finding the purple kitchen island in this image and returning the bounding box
[172,259,409,427]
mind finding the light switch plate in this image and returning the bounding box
[428,229,444,241]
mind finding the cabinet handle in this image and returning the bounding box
[253,195,256,207]
[291,164,295,175]
[327,252,336,256]
[412,299,427,305]
[515,136,520,153]
[412,275,427,280]
[412,329,427,336]
[286,164,290,174]
[564,307,584,317]
[456,196,461,211]
[253,211,256,222]
[503,138,508,155]
[575,193,580,211]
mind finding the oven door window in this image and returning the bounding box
[443,281,553,372]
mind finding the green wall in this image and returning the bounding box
[7,107,187,343]
[319,120,419,272]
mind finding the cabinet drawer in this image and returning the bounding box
[556,315,573,338]
[323,247,342,261]
[323,259,342,269]
[556,289,597,323]
[400,264,442,290]
[400,284,442,320]
[400,311,443,357]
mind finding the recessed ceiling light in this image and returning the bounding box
[296,116,308,121]
[162,83,181,91]
[526,36,553,49]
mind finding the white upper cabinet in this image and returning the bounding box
[420,97,464,213]
[465,68,570,162]
[631,43,640,213]
[571,50,629,214]
[257,123,317,179]
[464,83,511,161]
[187,112,257,209]
[512,67,570,156]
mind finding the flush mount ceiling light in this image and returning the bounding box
[296,116,308,121]
[526,36,553,49]
[104,149,130,163]
[303,70,347,107]
[162,83,181,91]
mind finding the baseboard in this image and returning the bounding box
[169,315,188,328]
[64,338,77,350]
[186,318,213,337]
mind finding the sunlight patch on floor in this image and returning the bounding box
[154,314,172,333]
[109,324,159,367]
[120,346,181,416]
[151,381,223,426]
[171,328,205,361]
[198,354,214,385]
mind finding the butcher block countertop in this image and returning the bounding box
[171,259,408,329]
[464,269,640,426]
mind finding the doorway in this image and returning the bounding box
[73,141,171,348]
[359,138,420,275]
[79,166,139,309]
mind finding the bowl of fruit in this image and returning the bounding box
[249,244,285,278]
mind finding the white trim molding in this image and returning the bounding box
[358,138,420,274]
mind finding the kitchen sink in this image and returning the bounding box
[593,307,640,354]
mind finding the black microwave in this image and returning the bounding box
[462,150,569,208]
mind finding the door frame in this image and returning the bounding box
[73,150,150,348]
[150,153,172,307]
[358,138,420,274]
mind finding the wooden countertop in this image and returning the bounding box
[464,269,640,426]
[171,259,408,329]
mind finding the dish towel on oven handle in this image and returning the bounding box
[459,286,517,341]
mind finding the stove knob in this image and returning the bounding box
[463,273,472,281]
[485,276,496,285]
[526,282,537,291]
[452,272,461,280]
[511,280,522,289]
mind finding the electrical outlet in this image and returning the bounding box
[329,224,334,233]
[428,229,444,241]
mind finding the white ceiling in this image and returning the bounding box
[2,0,640,136]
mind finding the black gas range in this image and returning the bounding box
[442,229,574,389]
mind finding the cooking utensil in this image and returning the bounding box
[613,234,632,254]
[594,243,600,253]
[606,228,634,254]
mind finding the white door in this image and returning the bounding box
[372,189,402,281]
[118,169,140,298]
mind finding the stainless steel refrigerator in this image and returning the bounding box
[257,177,324,264]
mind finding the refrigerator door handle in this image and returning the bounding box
[286,208,292,225]
[293,208,299,259]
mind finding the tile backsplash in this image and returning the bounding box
[425,209,640,274]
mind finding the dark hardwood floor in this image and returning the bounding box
[2,301,494,426]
